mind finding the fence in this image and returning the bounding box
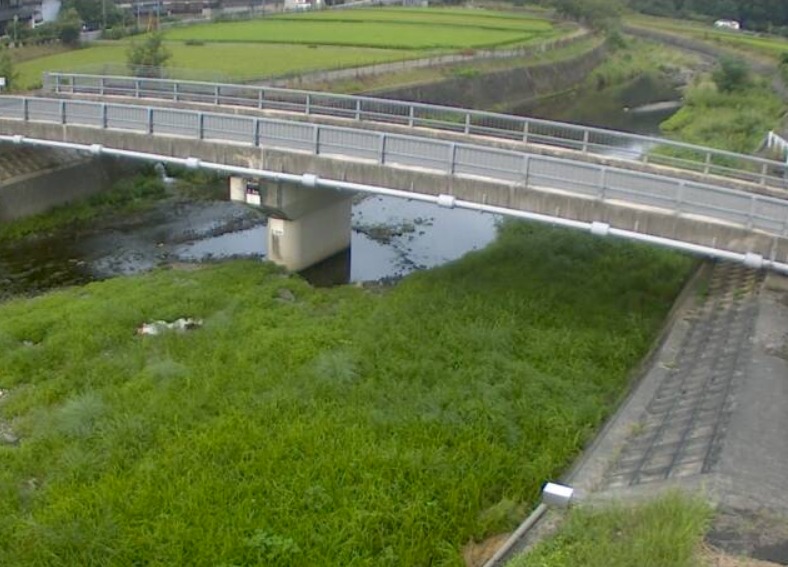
[43,72,788,192]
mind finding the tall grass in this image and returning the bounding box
[509,492,712,567]
[659,75,783,153]
[0,221,694,565]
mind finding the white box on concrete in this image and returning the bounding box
[542,482,574,508]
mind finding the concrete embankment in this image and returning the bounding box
[0,147,123,222]
[369,42,608,109]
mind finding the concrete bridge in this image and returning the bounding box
[1,73,787,273]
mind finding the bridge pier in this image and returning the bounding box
[229,176,353,272]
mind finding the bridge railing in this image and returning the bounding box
[43,72,788,192]
[2,95,787,240]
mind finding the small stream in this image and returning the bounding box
[0,74,682,298]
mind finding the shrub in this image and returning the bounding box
[712,56,750,93]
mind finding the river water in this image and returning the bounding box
[0,74,681,297]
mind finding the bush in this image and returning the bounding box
[712,56,749,93]
[57,7,82,46]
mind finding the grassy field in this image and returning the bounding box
[627,14,788,61]
[0,220,694,565]
[164,8,554,49]
[16,42,415,88]
[14,7,558,89]
[509,492,712,567]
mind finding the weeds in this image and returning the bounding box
[509,491,712,567]
[0,221,693,565]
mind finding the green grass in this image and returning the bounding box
[16,42,414,89]
[14,8,559,89]
[659,75,784,153]
[0,221,694,565]
[508,492,712,567]
[164,8,553,50]
[584,37,702,91]
[320,35,602,95]
[627,14,788,61]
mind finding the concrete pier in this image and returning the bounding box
[230,176,353,271]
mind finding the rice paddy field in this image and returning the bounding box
[164,8,555,49]
[14,7,559,89]
[0,221,694,565]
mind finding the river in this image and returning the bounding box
[0,74,681,298]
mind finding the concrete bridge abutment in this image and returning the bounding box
[229,176,353,272]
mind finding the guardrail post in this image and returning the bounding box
[53,73,60,94]
[173,83,179,103]
[305,94,311,115]
[379,133,386,164]
[253,119,260,146]
[101,103,107,129]
[408,105,414,128]
[99,77,105,96]
[759,163,768,186]
[747,196,756,230]
[522,154,531,187]
[314,125,320,154]
[676,181,685,210]
[60,100,66,124]
[599,167,607,200]
[582,129,590,153]
[198,113,204,140]
[449,143,457,174]
[134,79,140,99]
[258,89,264,110]
[22,98,28,121]
[147,107,154,135]
[355,99,361,121]
[522,121,529,144]
[703,152,711,175]
[464,113,470,135]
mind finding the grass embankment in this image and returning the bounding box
[15,8,559,90]
[660,75,784,154]
[584,37,701,91]
[509,493,712,567]
[627,14,788,62]
[314,32,597,95]
[0,222,694,565]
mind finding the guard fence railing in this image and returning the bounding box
[1,95,787,241]
[42,72,788,192]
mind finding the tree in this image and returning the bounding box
[62,0,123,30]
[712,56,750,92]
[0,48,17,91]
[57,7,82,46]
[552,0,624,31]
[127,33,171,78]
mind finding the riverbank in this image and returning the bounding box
[0,221,694,565]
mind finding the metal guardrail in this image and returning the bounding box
[765,131,788,162]
[1,95,787,240]
[43,72,788,191]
